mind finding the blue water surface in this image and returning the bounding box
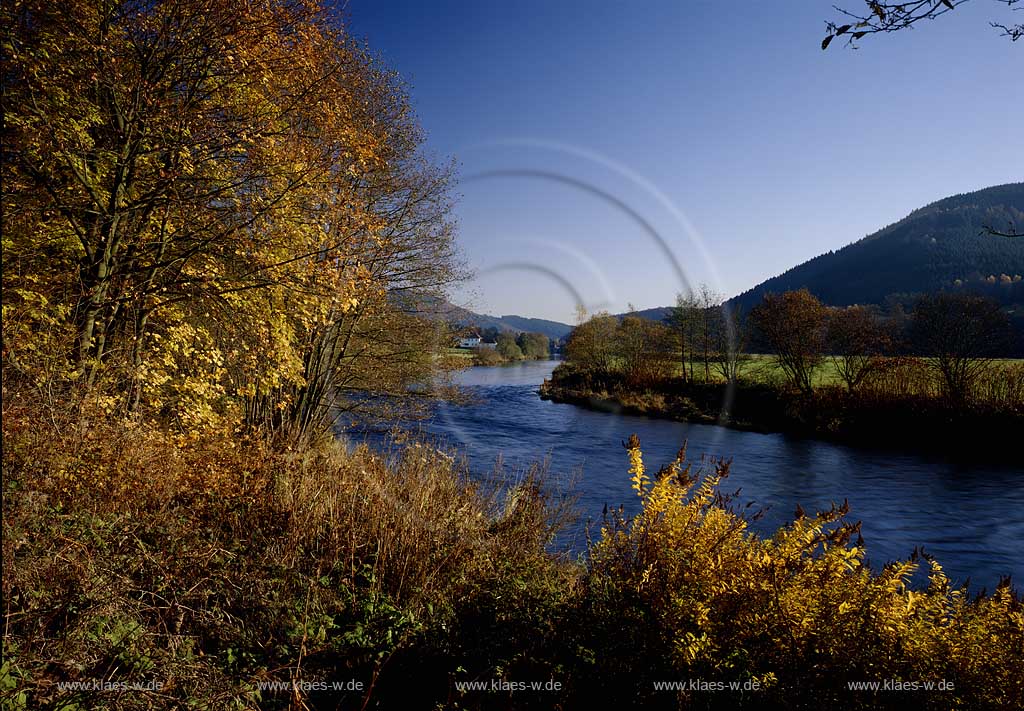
[353,359,1024,591]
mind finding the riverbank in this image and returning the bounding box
[5,391,1022,709]
[539,367,1024,461]
[445,347,555,367]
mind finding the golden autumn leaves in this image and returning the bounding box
[591,435,1023,703]
[3,0,460,433]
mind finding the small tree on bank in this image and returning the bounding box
[516,332,550,359]
[750,289,828,395]
[564,311,619,376]
[668,293,699,383]
[497,332,524,361]
[616,315,675,388]
[710,305,750,384]
[827,306,891,393]
[909,292,1013,403]
[669,284,724,383]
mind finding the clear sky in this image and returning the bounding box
[346,0,1022,324]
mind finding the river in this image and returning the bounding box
[357,359,1024,591]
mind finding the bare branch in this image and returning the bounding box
[822,0,1021,48]
[982,221,1022,237]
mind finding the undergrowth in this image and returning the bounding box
[3,388,1021,710]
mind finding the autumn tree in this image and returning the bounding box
[250,114,462,436]
[6,0,332,392]
[615,315,675,388]
[3,0,462,434]
[750,289,829,395]
[564,311,619,377]
[909,292,1013,403]
[826,306,891,393]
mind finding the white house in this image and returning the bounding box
[457,331,482,348]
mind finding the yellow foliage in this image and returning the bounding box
[626,433,647,496]
[590,435,1024,707]
[3,0,460,438]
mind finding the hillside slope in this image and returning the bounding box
[729,183,1024,312]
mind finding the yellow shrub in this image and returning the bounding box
[589,436,1024,708]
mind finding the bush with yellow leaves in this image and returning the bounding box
[579,436,1024,710]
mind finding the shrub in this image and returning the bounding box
[472,347,505,366]
[581,437,1024,709]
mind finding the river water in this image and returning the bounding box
[357,359,1023,591]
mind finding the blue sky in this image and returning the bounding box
[347,0,1023,323]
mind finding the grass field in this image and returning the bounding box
[445,347,475,360]
[671,355,850,387]
[673,355,1024,390]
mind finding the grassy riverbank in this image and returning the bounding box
[446,347,553,367]
[2,393,572,710]
[540,362,1024,460]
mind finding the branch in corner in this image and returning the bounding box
[822,0,1022,49]
[983,222,1022,237]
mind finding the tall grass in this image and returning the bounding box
[860,356,940,399]
[2,381,574,709]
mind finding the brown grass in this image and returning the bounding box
[1,379,575,709]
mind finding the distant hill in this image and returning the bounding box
[490,314,574,339]
[436,303,573,340]
[433,184,1024,339]
[728,183,1024,313]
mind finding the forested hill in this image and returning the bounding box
[492,314,574,339]
[439,303,573,340]
[729,183,1024,312]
